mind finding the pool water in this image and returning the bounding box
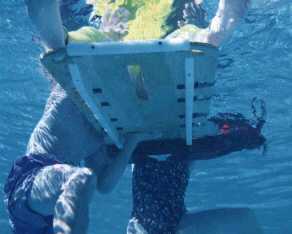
[1,0,292,233]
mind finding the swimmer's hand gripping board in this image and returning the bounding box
[41,40,218,148]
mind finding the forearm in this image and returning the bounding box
[25,0,65,51]
[97,140,137,193]
[196,0,249,47]
[205,9,236,46]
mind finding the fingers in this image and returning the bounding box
[100,7,130,37]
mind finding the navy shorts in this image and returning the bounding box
[4,154,61,234]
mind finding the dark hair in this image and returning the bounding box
[164,0,192,35]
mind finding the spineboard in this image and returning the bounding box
[41,39,218,148]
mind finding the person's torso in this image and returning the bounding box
[26,1,105,164]
[26,83,104,164]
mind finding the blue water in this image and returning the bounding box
[1,0,292,233]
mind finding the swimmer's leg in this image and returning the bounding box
[195,0,250,46]
[28,164,96,234]
[178,207,263,234]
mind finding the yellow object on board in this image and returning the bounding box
[124,0,173,40]
[93,0,174,40]
[68,1,201,43]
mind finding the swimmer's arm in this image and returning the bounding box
[25,0,65,51]
[194,0,249,47]
[96,138,138,194]
[186,139,244,161]
[95,133,159,193]
[187,130,265,161]
[187,142,238,161]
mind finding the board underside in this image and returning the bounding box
[41,40,218,147]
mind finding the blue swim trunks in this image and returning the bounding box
[4,154,61,234]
